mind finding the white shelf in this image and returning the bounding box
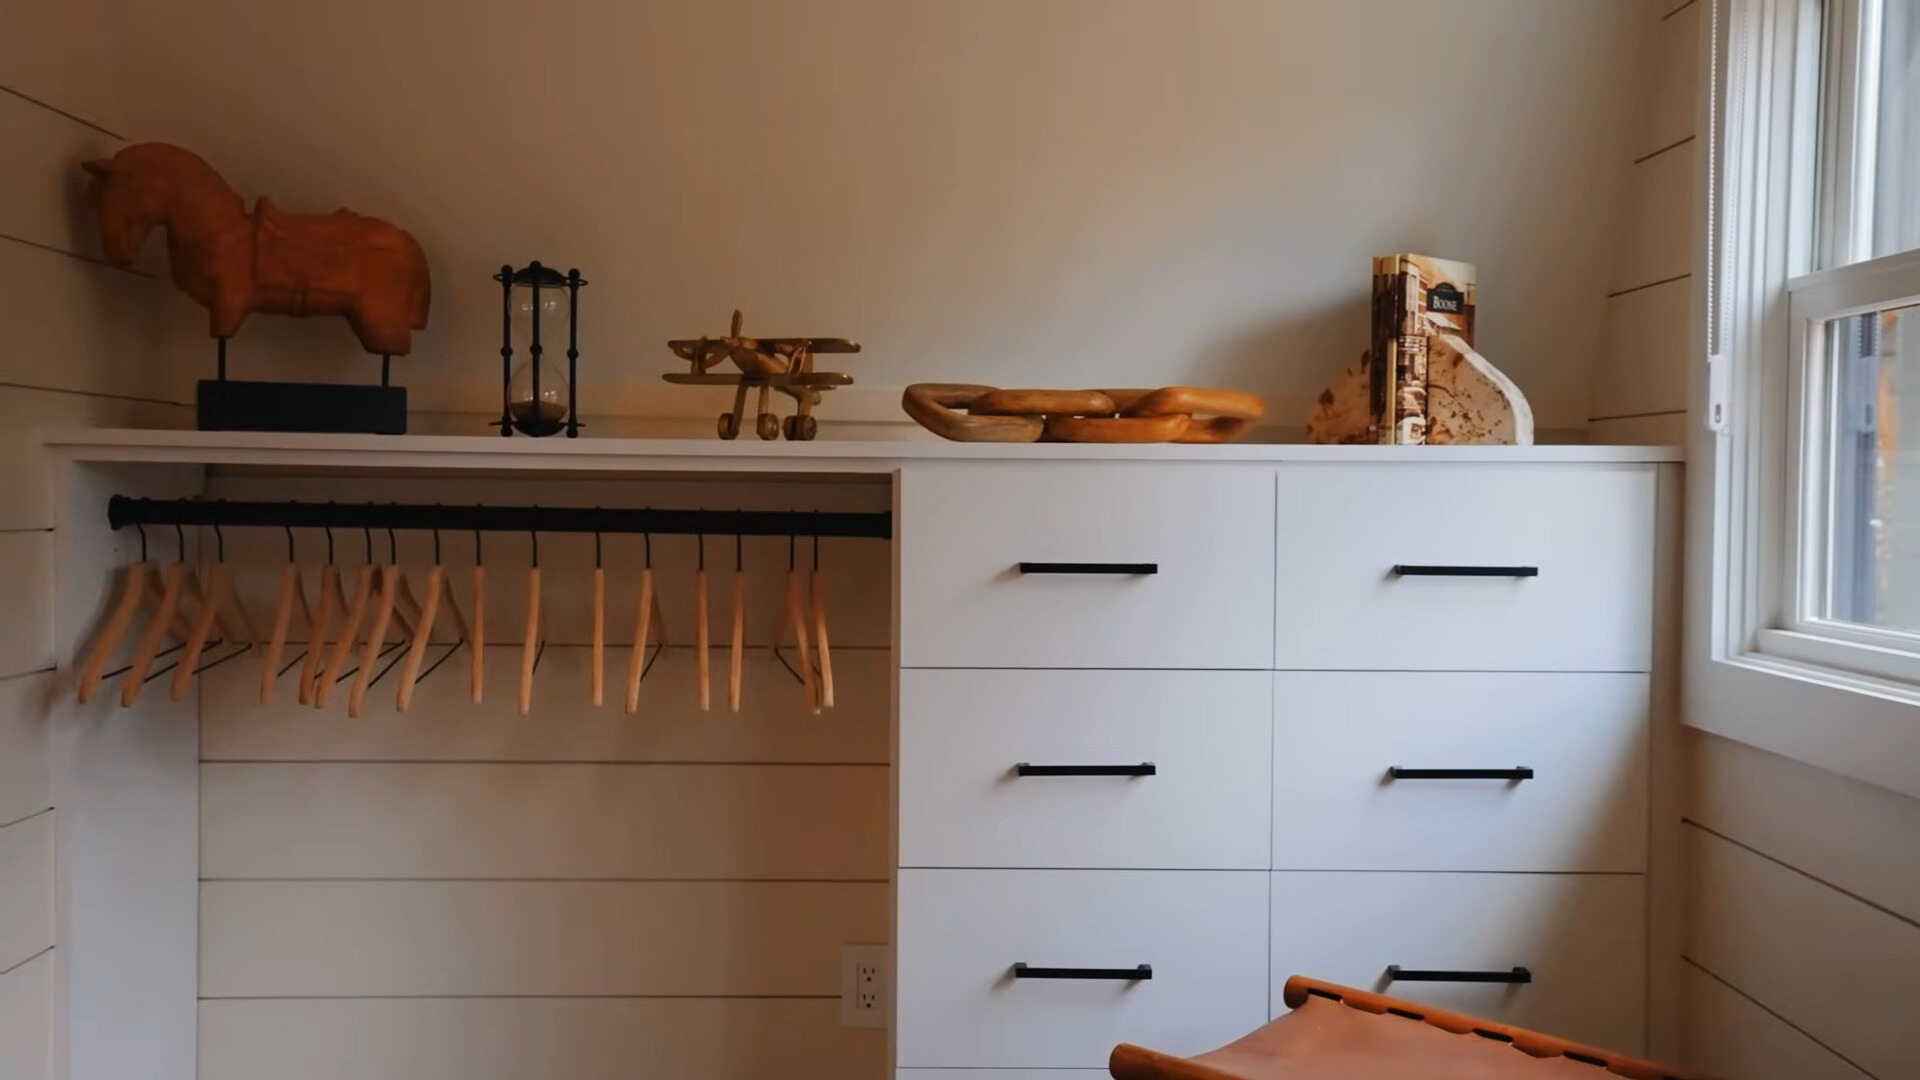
[42,429,1683,475]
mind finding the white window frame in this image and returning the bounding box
[1689,0,1920,799]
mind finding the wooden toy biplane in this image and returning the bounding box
[664,310,861,440]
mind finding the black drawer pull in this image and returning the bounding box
[1013,963,1153,981]
[1388,966,1532,985]
[1018,562,1159,575]
[1015,762,1157,778]
[1392,564,1539,578]
[1388,767,1534,781]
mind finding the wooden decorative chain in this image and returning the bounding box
[902,384,1265,443]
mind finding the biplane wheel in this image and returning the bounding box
[756,412,781,441]
[717,413,740,440]
[784,415,818,441]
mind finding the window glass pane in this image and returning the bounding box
[1873,0,1920,257]
[1827,302,1920,627]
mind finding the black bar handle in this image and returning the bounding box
[1387,966,1532,985]
[1388,767,1534,781]
[1012,963,1153,981]
[1015,762,1157,778]
[1392,564,1539,578]
[1017,562,1159,575]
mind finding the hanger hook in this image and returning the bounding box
[173,523,186,563]
[530,524,539,569]
[431,506,443,565]
[386,525,398,565]
[135,522,148,563]
[593,506,603,570]
[787,529,796,571]
[643,529,652,570]
[696,529,705,572]
[212,522,225,563]
[474,507,484,564]
[323,525,335,565]
[735,532,743,572]
[283,524,297,563]
[362,526,373,566]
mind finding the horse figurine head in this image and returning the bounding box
[79,142,429,355]
[81,143,244,266]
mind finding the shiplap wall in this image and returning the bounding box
[191,474,890,1080]
[1646,1,1920,1076]
[1589,0,1700,446]
[1,2,193,1076]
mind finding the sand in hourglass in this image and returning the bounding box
[508,399,568,436]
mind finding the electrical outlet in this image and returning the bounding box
[840,944,890,1029]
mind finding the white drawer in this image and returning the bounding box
[1272,464,1655,671]
[1272,672,1648,873]
[1270,871,1645,1054]
[901,670,1271,870]
[897,869,1268,1069]
[899,464,1274,669]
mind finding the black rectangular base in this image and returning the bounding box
[198,380,407,435]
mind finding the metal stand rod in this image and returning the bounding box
[106,497,893,540]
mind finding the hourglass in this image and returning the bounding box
[493,263,587,436]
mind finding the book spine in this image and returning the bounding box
[1369,258,1397,443]
[1394,266,1428,445]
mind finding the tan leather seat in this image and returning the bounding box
[1109,976,1714,1080]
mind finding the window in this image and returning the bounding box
[1691,0,1920,797]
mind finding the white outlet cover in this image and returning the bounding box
[840,943,891,1029]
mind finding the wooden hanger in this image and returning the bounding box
[171,559,232,701]
[810,536,833,710]
[729,535,745,713]
[518,530,541,717]
[348,562,400,718]
[299,530,343,706]
[316,531,377,709]
[591,532,606,707]
[77,527,158,705]
[121,525,194,708]
[396,531,468,712]
[260,565,311,705]
[772,535,818,714]
[624,536,669,715]
[695,535,711,712]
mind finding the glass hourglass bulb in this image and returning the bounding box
[507,283,569,436]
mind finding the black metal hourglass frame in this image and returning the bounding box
[494,262,587,437]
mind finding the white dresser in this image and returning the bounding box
[893,459,1662,1078]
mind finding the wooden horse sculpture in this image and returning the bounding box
[81,143,430,355]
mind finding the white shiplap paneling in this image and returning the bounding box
[1611,139,1695,295]
[0,532,54,679]
[1682,964,1871,1080]
[1686,825,1920,1079]
[0,384,187,532]
[1688,730,1920,925]
[203,644,889,763]
[0,812,52,970]
[1591,275,1692,422]
[200,879,887,998]
[1639,1,1700,159]
[0,949,51,1080]
[0,87,120,258]
[1588,412,1687,446]
[199,997,885,1080]
[0,0,125,136]
[0,674,53,828]
[0,240,194,404]
[202,761,887,881]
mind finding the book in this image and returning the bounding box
[1369,253,1478,444]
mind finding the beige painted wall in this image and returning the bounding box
[102,0,1648,435]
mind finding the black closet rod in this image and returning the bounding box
[105,496,893,540]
